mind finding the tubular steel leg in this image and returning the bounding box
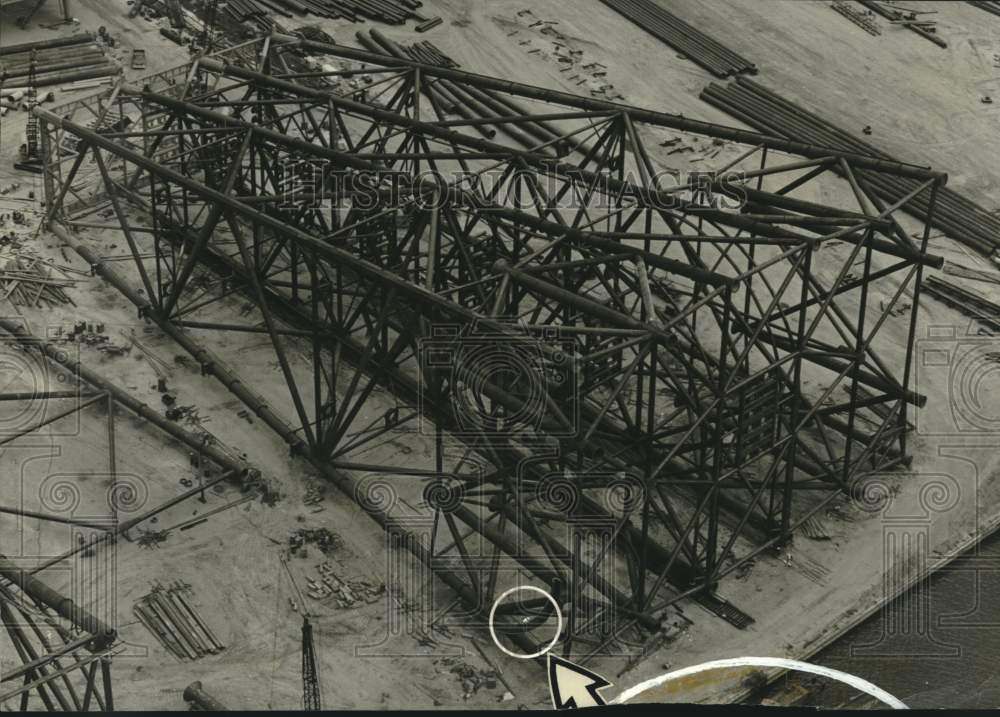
[99,657,113,712]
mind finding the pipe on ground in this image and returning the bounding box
[183,681,228,711]
[0,33,96,57]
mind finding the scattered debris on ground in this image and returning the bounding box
[137,529,171,549]
[502,9,625,100]
[290,527,343,556]
[303,481,327,511]
[302,560,385,607]
[435,656,503,701]
[0,247,83,306]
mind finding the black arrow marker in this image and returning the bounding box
[548,653,612,709]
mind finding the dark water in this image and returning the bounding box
[760,531,1000,709]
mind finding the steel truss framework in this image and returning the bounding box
[0,584,114,713]
[36,35,945,662]
[0,317,116,711]
[0,315,254,709]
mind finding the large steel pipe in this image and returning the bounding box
[0,33,96,57]
[22,64,119,90]
[0,55,107,82]
[0,556,115,650]
[183,681,228,711]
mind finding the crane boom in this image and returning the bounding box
[278,551,322,710]
[301,617,322,711]
[21,51,40,164]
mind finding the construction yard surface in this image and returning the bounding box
[2,0,1000,711]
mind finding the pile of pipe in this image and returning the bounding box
[966,0,1000,18]
[132,584,225,661]
[0,34,117,92]
[223,0,270,23]
[701,76,1000,254]
[231,0,424,23]
[857,0,946,48]
[599,0,756,78]
[399,39,457,67]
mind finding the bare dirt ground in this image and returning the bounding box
[2,0,1000,708]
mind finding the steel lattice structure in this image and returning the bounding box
[0,306,255,710]
[0,556,116,712]
[0,379,252,712]
[35,35,945,662]
[0,327,118,711]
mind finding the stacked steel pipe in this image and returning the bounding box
[0,33,96,57]
[701,77,1000,254]
[922,276,1000,333]
[0,33,117,90]
[132,583,225,662]
[599,0,756,77]
[224,0,269,23]
[226,0,423,23]
[400,39,458,67]
[830,0,881,36]
[353,31,457,65]
[966,0,1000,17]
[858,0,946,48]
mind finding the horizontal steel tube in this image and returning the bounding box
[0,33,96,57]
